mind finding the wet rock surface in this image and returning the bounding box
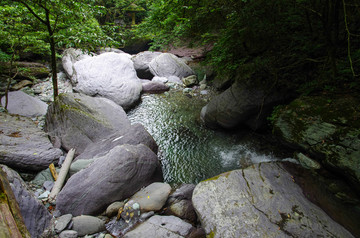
[192,162,354,238]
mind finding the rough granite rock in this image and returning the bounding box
[272,95,360,187]
[132,51,162,79]
[200,81,287,130]
[123,215,193,238]
[127,182,171,212]
[44,93,131,154]
[75,123,158,161]
[0,165,52,238]
[56,144,163,216]
[72,52,142,110]
[1,91,48,117]
[0,113,62,171]
[62,48,93,78]
[192,162,354,238]
[149,53,195,79]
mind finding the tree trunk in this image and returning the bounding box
[49,36,58,100]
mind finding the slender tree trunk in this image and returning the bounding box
[45,9,58,100]
[49,36,58,100]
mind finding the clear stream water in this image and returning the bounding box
[127,90,289,184]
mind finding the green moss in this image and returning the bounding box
[203,171,231,182]
[207,230,216,238]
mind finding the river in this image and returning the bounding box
[128,89,293,184]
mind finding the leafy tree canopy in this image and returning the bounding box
[139,0,360,93]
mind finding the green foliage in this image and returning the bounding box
[140,0,360,93]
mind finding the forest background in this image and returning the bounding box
[0,0,359,100]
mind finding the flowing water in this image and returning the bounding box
[128,90,290,184]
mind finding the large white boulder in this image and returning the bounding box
[72,52,142,110]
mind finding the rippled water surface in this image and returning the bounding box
[127,91,281,184]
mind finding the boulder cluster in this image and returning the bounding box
[0,47,356,238]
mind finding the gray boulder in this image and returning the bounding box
[124,215,193,238]
[0,165,52,238]
[56,144,163,216]
[97,47,125,55]
[72,52,142,110]
[132,51,162,79]
[273,95,360,187]
[72,215,105,236]
[75,123,158,161]
[55,214,73,233]
[0,113,62,171]
[62,48,93,78]
[165,184,197,223]
[127,182,171,212]
[192,162,354,238]
[1,91,48,117]
[200,81,286,130]
[149,53,195,79]
[45,93,131,154]
[142,81,170,94]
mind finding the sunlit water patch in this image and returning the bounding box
[128,91,290,184]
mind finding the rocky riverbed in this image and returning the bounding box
[0,48,358,237]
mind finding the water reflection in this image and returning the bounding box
[127,91,282,184]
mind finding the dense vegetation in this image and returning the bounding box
[139,0,360,94]
[1,0,359,101]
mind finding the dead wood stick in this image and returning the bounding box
[49,163,58,181]
[49,148,76,201]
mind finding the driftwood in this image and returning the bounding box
[49,149,75,201]
[49,163,58,181]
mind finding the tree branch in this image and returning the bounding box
[15,0,47,25]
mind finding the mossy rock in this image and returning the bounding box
[0,62,50,81]
[272,95,360,186]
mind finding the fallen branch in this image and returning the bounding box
[49,163,58,181]
[49,149,76,201]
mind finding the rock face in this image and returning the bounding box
[132,51,162,79]
[56,144,163,216]
[62,48,93,78]
[0,113,62,171]
[192,162,354,238]
[200,81,287,130]
[273,95,360,187]
[75,123,158,161]
[149,53,195,79]
[45,93,131,154]
[1,165,52,238]
[71,52,142,110]
[1,91,48,117]
[124,215,193,238]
